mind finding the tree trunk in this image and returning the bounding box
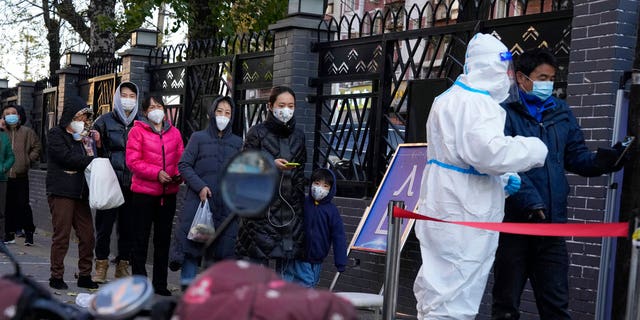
[42,0,60,80]
[612,13,640,320]
[88,0,116,64]
[187,0,219,40]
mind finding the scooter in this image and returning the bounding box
[0,150,283,319]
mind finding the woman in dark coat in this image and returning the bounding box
[171,96,243,288]
[235,86,307,277]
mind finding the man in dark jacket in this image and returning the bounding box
[236,86,306,273]
[92,81,140,282]
[491,48,629,319]
[47,96,101,290]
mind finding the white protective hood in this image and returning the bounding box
[460,33,514,103]
[413,33,548,319]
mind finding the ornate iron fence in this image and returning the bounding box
[148,32,274,141]
[79,57,123,80]
[87,74,120,117]
[314,0,572,196]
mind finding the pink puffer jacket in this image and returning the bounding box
[126,120,184,196]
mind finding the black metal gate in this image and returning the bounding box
[314,0,572,197]
[148,32,275,141]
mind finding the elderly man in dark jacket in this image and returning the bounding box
[46,96,101,290]
[492,48,629,320]
[92,81,140,283]
[236,86,306,275]
[170,96,242,288]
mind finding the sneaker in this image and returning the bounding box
[77,275,99,289]
[3,234,15,244]
[49,277,68,290]
[16,230,25,238]
[169,261,182,272]
[24,232,34,246]
[154,287,172,296]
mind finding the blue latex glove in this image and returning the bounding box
[504,174,521,196]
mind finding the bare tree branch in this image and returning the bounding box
[0,12,43,25]
[54,0,89,44]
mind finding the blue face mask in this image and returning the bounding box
[529,81,554,101]
[4,114,19,125]
[523,73,554,101]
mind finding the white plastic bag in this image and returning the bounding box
[188,200,215,243]
[84,158,125,210]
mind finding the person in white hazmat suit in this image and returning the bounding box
[413,33,549,319]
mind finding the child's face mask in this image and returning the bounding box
[311,184,330,201]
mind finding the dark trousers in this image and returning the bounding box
[48,196,95,279]
[492,234,571,320]
[0,181,6,241]
[5,177,36,237]
[130,192,176,289]
[95,188,134,261]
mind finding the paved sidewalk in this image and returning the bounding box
[0,229,182,305]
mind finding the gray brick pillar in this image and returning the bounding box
[567,1,638,319]
[270,16,327,174]
[55,67,82,122]
[119,47,153,98]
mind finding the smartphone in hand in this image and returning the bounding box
[284,162,301,167]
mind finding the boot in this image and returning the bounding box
[93,259,109,283]
[115,260,131,278]
[77,275,99,289]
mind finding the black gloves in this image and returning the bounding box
[526,207,546,221]
[595,140,633,172]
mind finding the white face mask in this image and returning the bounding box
[70,121,85,134]
[121,98,137,111]
[311,185,330,201]
[215,116,230,131]
[272,107,294,123]
[147,109,165,124]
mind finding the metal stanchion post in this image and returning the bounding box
[383,200,404,320]
[626,216,640,319]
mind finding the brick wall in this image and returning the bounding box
[562,1,638,319]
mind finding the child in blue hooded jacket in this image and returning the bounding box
[284,168,347,288]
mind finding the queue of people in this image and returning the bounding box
[0,34,633,317]
[0,83,346,296]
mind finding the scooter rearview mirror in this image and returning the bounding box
[220,150,278,218]
[87,275,154,320]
